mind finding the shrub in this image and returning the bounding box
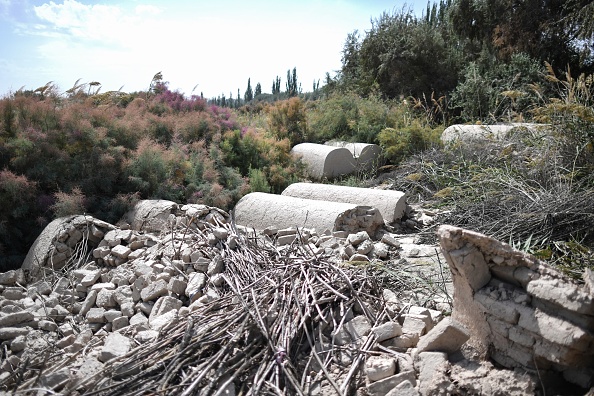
[51,187,86,217]
[378,123,441,164]
[125,138,169,197]
[268,97,307,146]
[248,168,271,193]
[0,97,17,139]
[450,53,545,122]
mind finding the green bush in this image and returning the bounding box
[378,123,442,164]
[450,53,545,122]
[248,168,271,193]
[307,93,389,143]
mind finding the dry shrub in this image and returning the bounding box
[175,111,220,144]
[51,187,86,217]
[268,97,307,145]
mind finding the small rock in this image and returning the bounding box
[402,315,427,338]
[140,279,168,302]
[347,231,370,246]
[416,352,453,396]
[416,317,470,354]
[79,289,98,316]
[356,239,374,255]
[129,312,149,329]
[386,380,420,396]
[366,370,416,396]
[112,316,129,331]
[149,296,182,323]
[135,329,159,343]
[86,307,106,323]
[111,245,131,259]
[349,254,370,262]
[207,255,225,276]
[345,315,371,340]
[3,287,25,300]
[0,311,34,327]
[99,332,131,362]
[168,278,187,295]
[38,319,58,332]
[371,321,403,342]
[104,310,123,322]
[0,327,30,340]
[365,355,396,382]
[381,234,401,248]
[0,270,20,285]
[213,227,229,241]
[10,335,27,352]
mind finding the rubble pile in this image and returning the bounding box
[0,200,591,395]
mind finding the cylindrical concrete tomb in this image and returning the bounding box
[325,142,382,172]
[282,182,406,223]
[291,143,355,179]
[233,192,384,235]
[441,123,548,143]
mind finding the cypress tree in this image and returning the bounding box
[244,78,254,102]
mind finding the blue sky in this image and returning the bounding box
[0,0,429,98]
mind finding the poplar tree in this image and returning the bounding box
[255,82,262,97]
[244,78,254,102]
[286,67,298,97]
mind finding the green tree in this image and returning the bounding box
[272,76,281,95]
[339,7,462,99]
[255,82,262,97]
[244,78,254,102]
[286,68,299,97]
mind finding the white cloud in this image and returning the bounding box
[33,0,148,46]
[6,0,395,96]
[135,4,161,16]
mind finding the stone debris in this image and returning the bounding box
[1,199,590,395]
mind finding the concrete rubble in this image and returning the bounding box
[0,198,591,395]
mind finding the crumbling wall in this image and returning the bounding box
[438,225,594,389]
[281,182,407,223]
[22,215,115,282]
[233,192,384,235]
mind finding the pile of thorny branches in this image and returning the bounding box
[12,228,447,396]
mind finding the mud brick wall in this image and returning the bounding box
[438,225,594,389]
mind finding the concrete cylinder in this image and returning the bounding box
[326,142,382,173]
[282,182,406,223]
[291,143,355,179]
[233,192,384,235]
[441,123,547,143]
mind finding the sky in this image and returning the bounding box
[0,0,428,98]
